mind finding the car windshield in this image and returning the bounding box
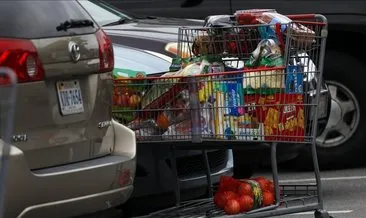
[78,0,133,26]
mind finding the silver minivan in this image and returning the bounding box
[0,1,135,217]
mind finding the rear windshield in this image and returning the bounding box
[0,1,97,39]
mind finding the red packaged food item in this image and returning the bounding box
[243,93,305,141]
[261,93,305,141]
[234,9,277,25]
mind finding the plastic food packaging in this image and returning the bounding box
[192,34,224,56]
[162,104,215,139]
[127,119,162,140]
[204,15,235,27]
[224,80,244,116]
[235,9,277,25]
[244,39,285,93]
[286,59,304,94]
[255,11,315,45]
[261,94,305,141]
[223,115,238,140]
[237,98,264,141]
[246,39,283,67]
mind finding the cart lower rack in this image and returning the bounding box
[113,13,330,218]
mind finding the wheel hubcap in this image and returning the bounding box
[316,81,360,148]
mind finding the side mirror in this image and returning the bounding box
[181,0,204,7]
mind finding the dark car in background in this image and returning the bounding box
[103,0,366,169]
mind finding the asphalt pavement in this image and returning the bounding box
[88,165,366,218]
[255,166,366,218]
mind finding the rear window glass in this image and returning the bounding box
[0,1,97,39]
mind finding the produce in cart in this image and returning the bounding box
[112,68,145,123]
[213,176,276,215]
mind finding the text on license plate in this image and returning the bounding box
[56,80,84,115]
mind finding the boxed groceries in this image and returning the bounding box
[111,9,319,142]
[238,94,265,141]
[261,93,305,141]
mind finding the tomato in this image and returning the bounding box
[237,182,253,197]
[219,176,239,192]
[253,176,268,183]
[263,191,275,206]
[237,195,254,212]
[224,199,241,215]
[267,181,275,194]
[257,179,269,192]
[214,191,237,209]
[214,191,226,209]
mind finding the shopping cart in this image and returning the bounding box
[0,67,17,218]
[113,13,330,218]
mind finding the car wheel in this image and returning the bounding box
[292,51,365,170]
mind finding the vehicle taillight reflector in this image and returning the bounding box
[96,29,114,73]
[118,169,131,187]
[0,38,45,85]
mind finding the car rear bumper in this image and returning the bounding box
[17,185,133,218]
[2,120,136,218]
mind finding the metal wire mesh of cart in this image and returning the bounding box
[135,184,319,218]
[0,67,17,218]
[112,15,328,145]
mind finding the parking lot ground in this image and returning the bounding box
[254,166,366,218]
[87,165,366,217]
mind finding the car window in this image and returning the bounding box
[0,1,97,39]
[113,44,171,75]
[78,0,131,26]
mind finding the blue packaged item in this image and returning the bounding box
[286,64,304,94]
[258,25,278,41]
[223,75,244,116]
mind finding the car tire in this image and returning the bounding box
[292,50,365,170]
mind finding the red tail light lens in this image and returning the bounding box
[118,169,132,187]
[0,38,45,85]
[96,29,114,73]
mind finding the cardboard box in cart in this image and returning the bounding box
[262,93,305,141]
[243,93,305,142]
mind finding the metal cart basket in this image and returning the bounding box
[113,13,330,218]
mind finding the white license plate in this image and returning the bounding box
[56,80,84,115]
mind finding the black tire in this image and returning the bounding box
[292,51,366,170]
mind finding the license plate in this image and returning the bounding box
[56,80,84,115]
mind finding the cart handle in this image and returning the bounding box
[286,14,328,23]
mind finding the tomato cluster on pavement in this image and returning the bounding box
[214,176,276,215]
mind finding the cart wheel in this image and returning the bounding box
[314,209,332,218]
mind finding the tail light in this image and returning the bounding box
[0,38,45,85]
[96,29,114,73]
[118,169,132,187]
